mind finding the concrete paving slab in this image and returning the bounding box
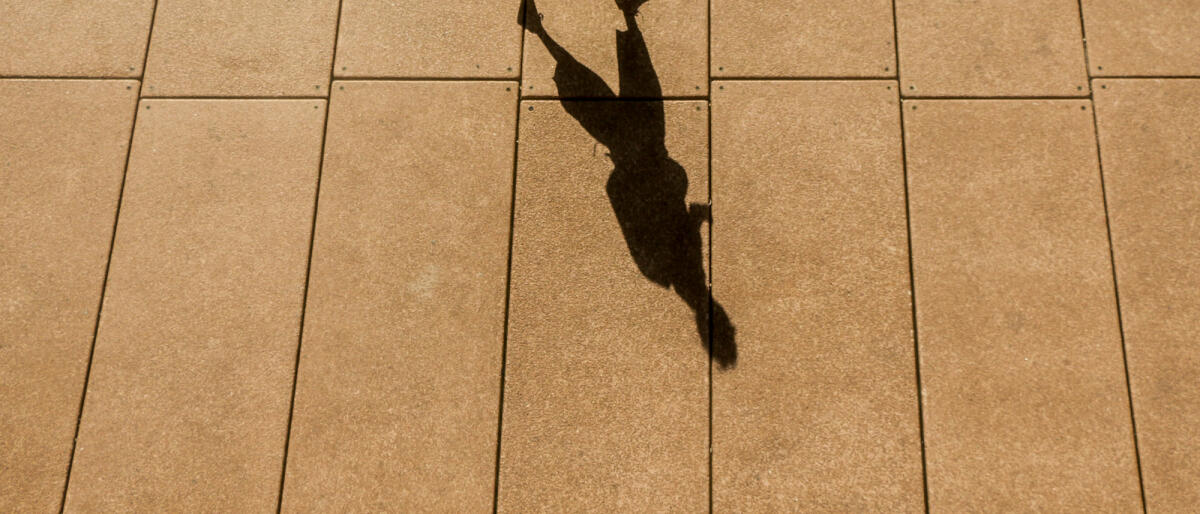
[1081,2,1200,76]
[498,100,708,511]
[710,80,923,511]
[63,100,325,511]
[281,81,517,512]
[520,0,707,97]
[710,1,895,78]
[895,0,1089,96]
[0,2,154,77]
[905,99,1141,510]
[335,0,522,78]
[1093,79,1200,512]
[142,0,339,96]
[0,79,137,513]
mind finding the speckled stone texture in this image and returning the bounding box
[498,100,708,511]
[895,0,1089,96]
[335,0,523,78]
[64,100,324,512]
[520,0,707,97]
[711,80,923,511]
[0,79,137,513]
[281,81,517,512]
[905,99,1141,511]
[710,0,895,78]
[0,1,154,77]
[1081,1,1200,76]
[142,0,339,96]
[1093,79,1200,512]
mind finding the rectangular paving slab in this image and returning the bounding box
[63,100,325,512]
[335,0,522,78]
[710,80,923,511]
[0,79,137,513]
[520,0,707,97]
[1081,2,1200,76]
[710,0,895,78]
[281,81,517,512]
[1093,79,1200,512]
[142,0,339,96]
[895,0,1089,96]
[0,1,154,77]
[904,99,1141,511]
[498,99,708,511]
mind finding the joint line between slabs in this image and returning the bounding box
[58,1,161,511]
[276,0,344,511]
[890,0,932,511]
[1075,1,1147,508]
[493,10,528,513]
[706,0,715,510]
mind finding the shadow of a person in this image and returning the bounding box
[520,0,737,368]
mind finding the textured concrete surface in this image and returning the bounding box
[895,0,1089,96]
[0,80,137,513]
[710,0,895,78]
[905,100,1141,511]
[711,81,923,511]
[0,1,154,77]
[142,0,339,96]
[5,2,1199,511]
[281,81,517,512]
[1093,79,1200,512]
[498,100,708,511]
[335,0,523,78]
[1082,1,1200,76]
[521,0,707,97]
[64,100,324,511]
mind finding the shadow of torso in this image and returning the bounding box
[522,1,736,367]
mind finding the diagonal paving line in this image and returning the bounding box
[275,0,343,511]
[891,0,932,512]
[1075,1,1148,510]
[492,6,529,513]
[57,1,161,511]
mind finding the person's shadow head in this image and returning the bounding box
[519,0,736,368]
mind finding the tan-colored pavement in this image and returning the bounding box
[1080,1,1200,76]
[282,81,516,512]
[710,1,895,78]
[499,100,709,511]
[895,0,1089,96]
[711,80,922,511]
[0,80,137,512]
[904,100,1139,510]
[143,0,340,96]
[1093,79,1200,512]
[0,2,154,77]
[1,1,1197,512]
[64,100,324,511]
[334,0,523,78]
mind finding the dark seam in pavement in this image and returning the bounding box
[706,0,715,510]
[891,0,932,511]
[276,1,344,511]
[57,1,161,511]
[1077,1,1148,507]
[142,95,328,100]
[492,8,528,513]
